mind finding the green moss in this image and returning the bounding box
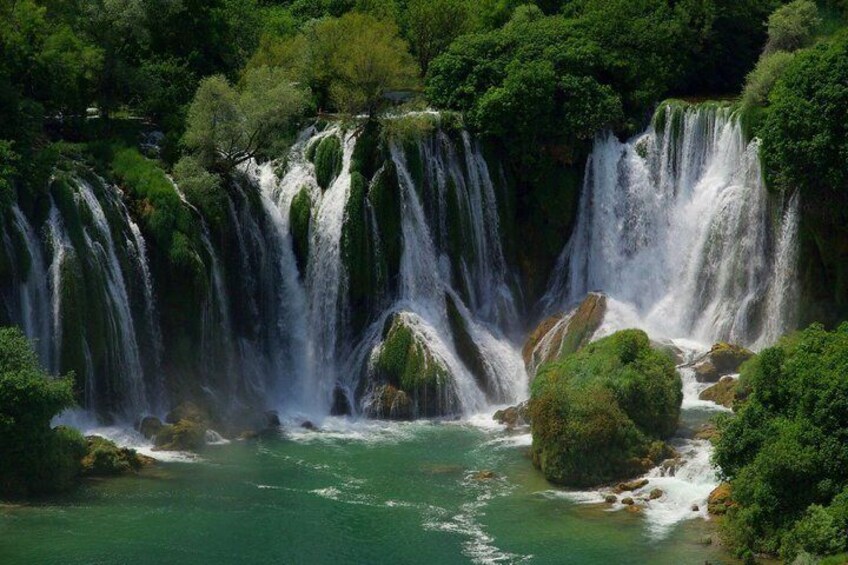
[154,419,206,451]
[372,314,455,417]
[313,135,343,190]
[289,187,312,277]
[350,119,382,181]
[81,436,144,476]
[368,163,402,292]
[342,172,379,335]
[529,329,682,487]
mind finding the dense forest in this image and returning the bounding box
[2,0,848,563]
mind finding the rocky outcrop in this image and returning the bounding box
[138,416,163,440]
[699,376,740,408]
[692,343,753,383]
[523,293,606,377]
[361,312,460,419]
[446,293,497,402]
[708,483,733,515]
[153,419,206,451]
[493,402,529,429]
[81,436,151,476]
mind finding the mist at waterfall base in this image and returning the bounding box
[1,106,797,563]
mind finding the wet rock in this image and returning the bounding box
[165,401,211,426]
[659,457,683,477]
[138,416,163,440]
[365,384,413,420]
[446,293,498,402]
[694,423,720,443]
[522,293,607,377]
[692,504,701,512]
[692,343,753,383]
[493,402,529,429]
[330,386,352,416]
[616,478,649,492]
[699,376,739,408]
[708,483,733,515]
[604,494,617,504]
[153,419,206,451]
[265,411,281,427]
[626,504,642,514]
[621,497,635,505]
[301,420,317,431]
[472,470,497,481]
[82,436,149,475]
[649,488,663,500]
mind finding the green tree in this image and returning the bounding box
[765,0,821,54]
[0,327,85,496]
[183,67,308,172]
[404,0,471,76]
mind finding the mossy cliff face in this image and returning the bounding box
[311,135,343,191]
[289,187,311,276]
[363,312,459,419]
[529,329,682,487]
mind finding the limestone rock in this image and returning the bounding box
[493,402,529,429]
[692,343,753,383]
[523,293,607,377]
[699,376,739,408]
[649,488,663,500]
[616,478,649,492]
[707,483,733,515]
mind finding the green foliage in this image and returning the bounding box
[741,51,796,110]
[529,329,681,487]
[173,156,226,229]
[404,0,471,76]
[714,323,848,559]
[0,327,84,497]
[760,33,848,222]
[373,315,451,413]
[0,141,19,212]
[81,435,143,476]
[765,0,822,54]
[313,135,343,190]
[183,68,308,172]
[342,171,376,334]
[289,187,312,277]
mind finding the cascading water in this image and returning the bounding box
[544,103,799,348]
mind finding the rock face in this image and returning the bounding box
[692,343,753,383]
[699,376,740,408]
[330,385,352,416]
[361,312,459,419]
[138,416,163,440]
[529,329,682,487]
[523,293,607,378]
[81,436,150,476]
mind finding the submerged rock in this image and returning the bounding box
[471,470,497,481]
[692,343,753,383]
[699,376,740,408]
[617,478,650,492]
[523,293,606,377]
[81,436,150,476]
[364,384,413,420]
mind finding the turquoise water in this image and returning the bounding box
[0,419,728,564]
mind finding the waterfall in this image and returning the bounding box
[544,103,799,348]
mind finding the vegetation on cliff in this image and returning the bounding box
[714,323,848,561]
[529,329,681,487]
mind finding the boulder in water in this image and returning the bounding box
[471,470,497,481]
[523,293,606,377]
[81,436,150,476]
[699,376,740,408]
[153,419,206,452]
[692,343,753,383]
[138,416,163,440]
[529,329,681,487]
[616,478,649,493]
[493,402,529,429]
[362,312,459,419]
[649,488,663,500]
[707,483,733,515]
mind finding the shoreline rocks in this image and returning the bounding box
[692,343,753,383]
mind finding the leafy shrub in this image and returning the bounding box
[313,135,343,190]
[0,327,84,496]
[529,329,681,487]
[765,0,821,54]
[714,323,848,558]
[741,51,796,109]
